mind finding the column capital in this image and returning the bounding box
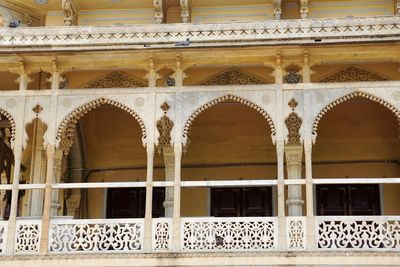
[284,145,303,166]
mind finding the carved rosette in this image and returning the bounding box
[284,70,302,84]
[198,68,268,86]
[156,102,174,154]
[285,98,302,145]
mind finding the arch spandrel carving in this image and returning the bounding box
[311,91,400,143]
[182,94,276,148]
[0,108,16,149]
[81,71,147,89]
[56,97,148,155]
[318,66,388,83]
[197,68,269,86]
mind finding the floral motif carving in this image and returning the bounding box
[182,94,276,145]
[317,218,400,250]
[157,102,174,154]
[284,70,302,84]
[287,218,306,250]
[285,98,302,145]
[83,71,147,89]
[181,217,277,251]
[152,219,172,251]
[312,91,400,142]
[49,219,144,253]
[15,220,41,254]
[56,97,147,155]
[198,68,267,86]
[319,66,388,83]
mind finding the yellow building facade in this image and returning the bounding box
[0,0,400,266]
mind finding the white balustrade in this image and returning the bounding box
[152,218,172,252]
[14,219,42,254]
[181,217,278,252]
[316,216,400,251]
[286,217,306,250]
[49,219,144,253]
[0,221,7,254]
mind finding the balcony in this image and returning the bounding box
[0,16,399,52]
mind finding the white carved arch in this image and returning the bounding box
[182,94,276,144]
[0,106,16,148]
[56,97,147,153]
[312,91,400,143]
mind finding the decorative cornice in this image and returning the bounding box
[0,16,399,52]
[182,94,276,146]
[312,91,400,143]
[56,97,147,154]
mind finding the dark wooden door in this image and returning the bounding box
[211,187,272,217]
[107,187,165,218]
[316,184,381,216]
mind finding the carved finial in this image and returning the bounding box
[157,102,174,154]
[33,104,43,115]
[300,0,308,19]
[161,102,170,113]
[288,98,298,110]
[180,0,190,23]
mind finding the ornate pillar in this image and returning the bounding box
[62,0,77,26]
[285,99,304,216]
[301,51,311,83]
[65,194,80,218]
[180,0,190,23]
[16,60,30,91]
[163,147,174,217]
[147,56,159,88]
[144,143,155,252]
[39,145,56,253]
[5,97,25,254]
[274,53,283,84]
[300,0,308,19]
[153,0,164,24]
[49,58,65,90]
[173,54,186,87]
[172,143,182,252]
[304,138,315,250]
[50,149,64,216]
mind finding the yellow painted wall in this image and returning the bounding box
[308,0,394,19]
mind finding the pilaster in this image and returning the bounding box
[273,0,282,20]
[144,143,155,252]
[300,0,309,19]
[180,0,191,23]
[285,145,304,216]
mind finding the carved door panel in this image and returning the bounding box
[107,188,165,218]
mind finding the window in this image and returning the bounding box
[316,184,381,216]
[106,188,165,218]
[211,187,273,217]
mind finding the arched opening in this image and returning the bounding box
[313,96,400,216]
[56,102,159,219]
[181,99,277,217]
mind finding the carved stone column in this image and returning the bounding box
[50,149,64,216]
[285,99,304,216]
[301,51,311,83]
[40,145,56,253]
[173,54,186,87]
[172,143,182,252]
[163,147,175,217]
[285,145,304,216]
[274,53,283,84]
[147,57,159,88]
[144,143,155,252]
[65,194,81,218]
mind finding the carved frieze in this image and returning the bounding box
[198,68,267,86]
[319,66,388,83]
[83,71,147,89]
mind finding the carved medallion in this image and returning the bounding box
[62,99,72,108]
[135,97,145,108]
[6,99,16,108]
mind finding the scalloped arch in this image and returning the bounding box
[0,107,16,148]
[312,91,400,141]
[56,97,147,154]
[182,94,276,142]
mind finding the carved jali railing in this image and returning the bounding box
[152,218,172,252]
[49,219,144,253]
[0,221,7,254]
[180,217,278,252]
[14,219,42,254]
[316,216,400,251]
